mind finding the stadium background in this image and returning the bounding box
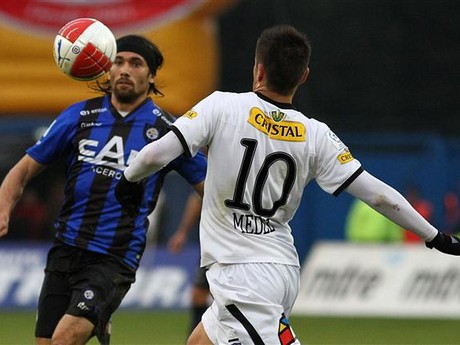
[1,1,460,344]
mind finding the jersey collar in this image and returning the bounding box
[109,96,152,120]
[255,92,296,110]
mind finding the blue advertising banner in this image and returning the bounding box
[0,241,200,310]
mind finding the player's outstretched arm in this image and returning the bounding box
[115,131,185,214]
[125,131,184,182]
[345,170,460,255]
[345,171,438,241]
[0,155,45,238]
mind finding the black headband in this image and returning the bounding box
[116,35,163,75]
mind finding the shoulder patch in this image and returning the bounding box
[337,150,354,164]
[184,110,198,119]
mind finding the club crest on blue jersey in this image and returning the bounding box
[144,124,159,142]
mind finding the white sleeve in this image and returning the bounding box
[124,131,184,182]
[172,92,221,156]
[313,123,362,195]
[345,170,438,241]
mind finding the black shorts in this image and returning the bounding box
[35,244,135,339]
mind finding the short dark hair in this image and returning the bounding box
[256,25,311,95]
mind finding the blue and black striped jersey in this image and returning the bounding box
[27,95,207,269]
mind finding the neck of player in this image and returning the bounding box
[255,88,293,105]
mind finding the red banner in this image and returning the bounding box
[0,0,199,33]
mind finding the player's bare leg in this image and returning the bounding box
[35,338,51,345]
[50,314,94,345]
[187,322,212,345]
[190,286,210,332]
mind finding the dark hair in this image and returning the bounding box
[256,25,311,95]
[91,35,164,96]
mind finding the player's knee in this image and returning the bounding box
[187,322,212,345]
[51,328,91,345]
[51,315,94,345]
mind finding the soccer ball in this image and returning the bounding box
[53,18,117,81]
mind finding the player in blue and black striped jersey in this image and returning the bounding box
[0,35,206,345]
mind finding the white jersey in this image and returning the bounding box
[172,91,362,268]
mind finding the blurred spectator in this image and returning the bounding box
[403,185,434,242]
[9,188,48,240]
[444,192,459,229]
[444,180,460,234]
[345,198,403,242]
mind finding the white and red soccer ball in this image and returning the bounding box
[53,18,117,81]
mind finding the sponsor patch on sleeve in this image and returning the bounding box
[183,110,198,119]
[337,150,354,164]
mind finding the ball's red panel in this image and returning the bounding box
[70,42,113,79]
[58,18,97,43]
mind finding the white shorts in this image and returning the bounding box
[202,262,301,345]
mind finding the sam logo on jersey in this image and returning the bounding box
[248,107,305,142]
[78,135,139,177]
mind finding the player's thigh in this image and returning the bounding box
[52,314,94,344]
[203,263,300,344]
[35,270,72,339]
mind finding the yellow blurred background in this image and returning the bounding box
[0,0,236,117]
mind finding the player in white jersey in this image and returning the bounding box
[116,25,460,344]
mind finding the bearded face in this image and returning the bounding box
[110,52,153,106]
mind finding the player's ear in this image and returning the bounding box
[299,67,309,85]
[256,63,265,83]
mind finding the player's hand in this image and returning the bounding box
[115,173,144,216]
[426,231,460,255]
[168,230,188,254]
